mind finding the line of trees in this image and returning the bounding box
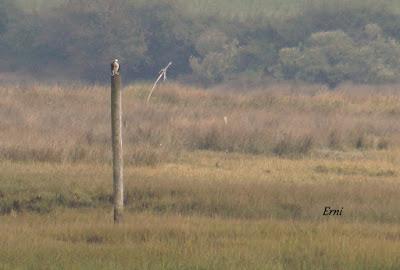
[1,0,400,87]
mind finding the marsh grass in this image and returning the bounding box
[1,209,400,269]
[1,150,400,268]
[1,82,400,268]
[1,82,400,164]
[1,150,400,222]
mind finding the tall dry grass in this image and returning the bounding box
[1,82,400,269]
[1,82,399,164]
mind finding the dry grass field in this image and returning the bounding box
[1,82,400,269]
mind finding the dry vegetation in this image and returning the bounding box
[2,210,400,270]
[1,82,399,164]
[1,82,400,269]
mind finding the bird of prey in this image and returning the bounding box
[111,59,120,76]
[147,62,173,104]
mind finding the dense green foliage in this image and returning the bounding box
[2,0,400,86]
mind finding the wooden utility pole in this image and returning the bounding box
[111,65,124,224]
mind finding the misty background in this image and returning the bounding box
[1,0,400,87]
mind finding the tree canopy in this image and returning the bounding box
[1,0,400,87]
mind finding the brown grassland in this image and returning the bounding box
[0,82,400,269]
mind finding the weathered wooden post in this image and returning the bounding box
[111,60,123,223]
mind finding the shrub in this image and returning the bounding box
[376,138,390,150]
[327,130,342,149]
[126,144,170,167]
[273,134,314,157]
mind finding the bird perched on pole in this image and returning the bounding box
[111,59,120,76]
[147,62,172,104]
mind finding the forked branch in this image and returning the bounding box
[146,62,172,104]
